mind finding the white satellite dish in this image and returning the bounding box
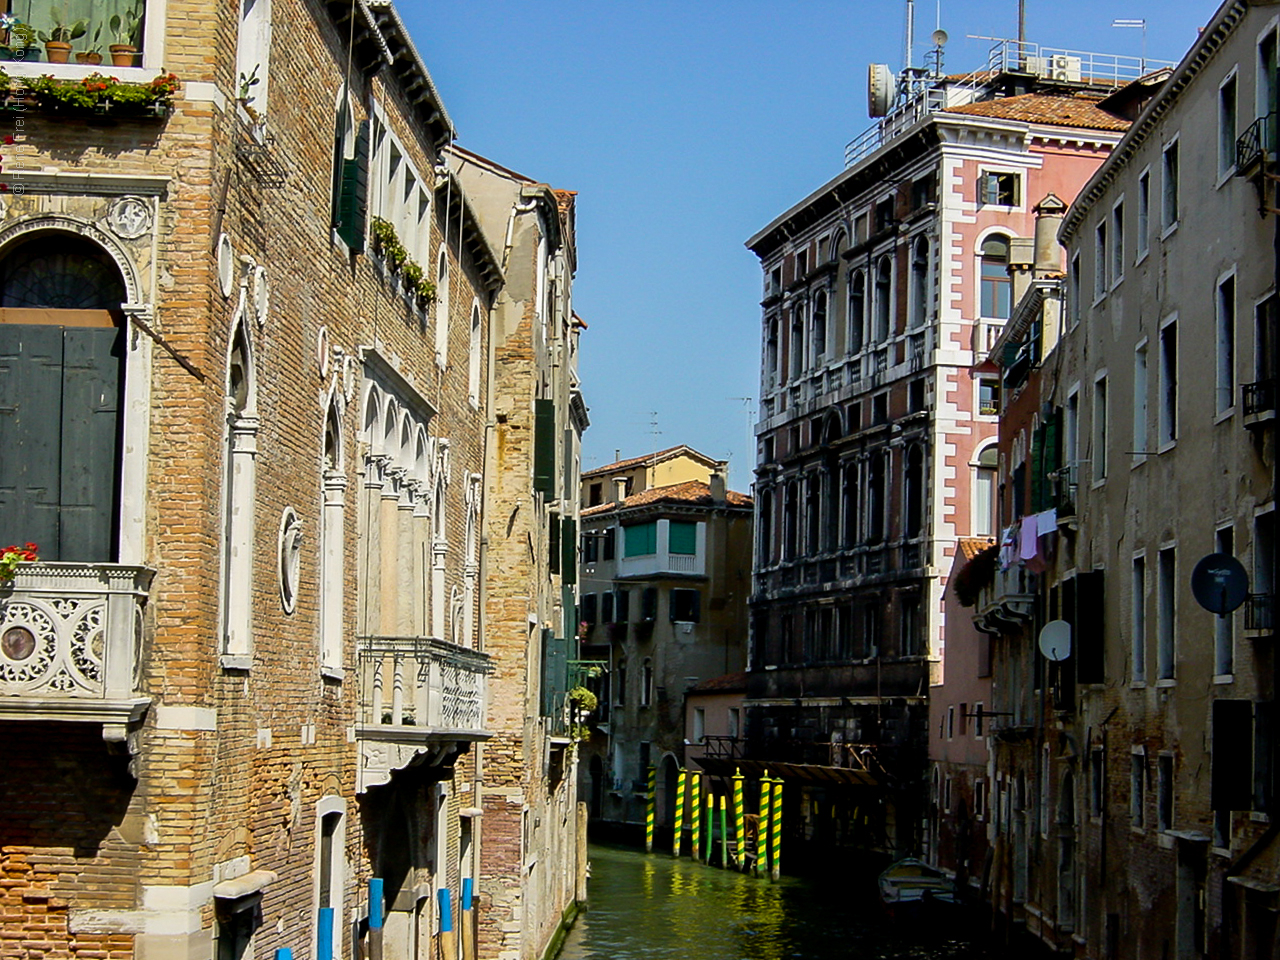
[931,29,949,47]
[1039,620,1072,662]
[868,63,897,118]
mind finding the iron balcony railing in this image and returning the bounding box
[1237,113,1277,173]
[357,635,492,736]
[1243,379,1276,419]
[1246,593,1274,633]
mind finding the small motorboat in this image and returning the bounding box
[877,857,959,923]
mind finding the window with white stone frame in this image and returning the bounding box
[236,0,271,116]
[221,322,258,668]
[319,397,346,676]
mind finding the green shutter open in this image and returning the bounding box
[534,398,555,493]
[335,120,370,251]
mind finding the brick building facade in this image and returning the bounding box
[0,3,581,959]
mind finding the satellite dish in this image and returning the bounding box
[932,29,949,47]
[1039,620,1072,662]
[868,63,897,118]
[1191,553,1249,615]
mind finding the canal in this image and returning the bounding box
[558,844,997,960]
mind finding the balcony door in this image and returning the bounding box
[0,232,126,562]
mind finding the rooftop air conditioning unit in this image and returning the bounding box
[1049,55,1082,82]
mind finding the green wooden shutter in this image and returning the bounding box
[0,324,121,562]
[561,516,576,585]
[669,521,697,555]
[61,327,122,561]
[533,398,555,493]
[1030,426,1045,512]
[335,119,369,251]
[548,513,561,574]
[540,628,568,718]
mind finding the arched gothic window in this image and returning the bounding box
[910,236,929,328]
[848,270,865,355]
[875,256,892,342]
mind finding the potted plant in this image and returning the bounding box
[108,1,142,66]
[75,24,103,65]
[37,8,86,64]
[0,17,37,61]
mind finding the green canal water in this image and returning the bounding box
[558,844,992,960]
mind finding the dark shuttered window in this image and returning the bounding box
[533,398,555,493]
[1213,698,1255,812]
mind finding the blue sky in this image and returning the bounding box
[408,1,1210,490]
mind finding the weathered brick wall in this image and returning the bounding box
[0,0,493,956]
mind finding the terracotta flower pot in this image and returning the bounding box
[75,51,102,65]
[108,44,137,67]
[44,41,71,64]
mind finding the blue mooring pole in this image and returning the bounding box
[317,907,334,960]
[275,950,293,960]
[369,878,384,960]
[438,887,457,960]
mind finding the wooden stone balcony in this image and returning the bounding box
[0,563,153,744]
[356,635,492,791]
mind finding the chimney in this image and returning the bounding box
[1033,193,1068,277]
[709,463,727,504]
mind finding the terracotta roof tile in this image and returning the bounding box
[957,536,997,561]
[582,479,752,517]
[692,671,748,693]
[943,93,1129,132]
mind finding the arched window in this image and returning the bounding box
[783,482,798,560]
[805,473,820,555]
[867,451,886,544]
[973,444,999,537]
[848,270,865,355]
[765,317,779,381]
[910,236,929,328]
[641,658,654,707]
[222,322,259,662]
[320,397,346,673]
[467,299,482,408]
[435,248,450,367]
[875,256,892,342]
[904,443,924,538]
[0,233,127,308]
[841,461,858,548]
[980,234,1012,319]
[790,304,805,379]
[0,232,127,561]
[758,488,774,564]
[812,290,827,362]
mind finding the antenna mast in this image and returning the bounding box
[905,0,915,70]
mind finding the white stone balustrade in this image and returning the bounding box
[0,563,154,742]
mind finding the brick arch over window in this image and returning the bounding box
[0,227,135,562]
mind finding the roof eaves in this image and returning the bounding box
[1060,0,1250,241]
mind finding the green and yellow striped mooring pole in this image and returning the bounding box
[768,774,782,881]
[731,768,745,869]
[702,786,713,863]
[690,771,702,861]
[672,767,687,857]
[756,773,771,878]
[645,764,656,852]
[718,793,728,869]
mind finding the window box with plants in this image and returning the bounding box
[7,70,178,118]
[369,216,436,311]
